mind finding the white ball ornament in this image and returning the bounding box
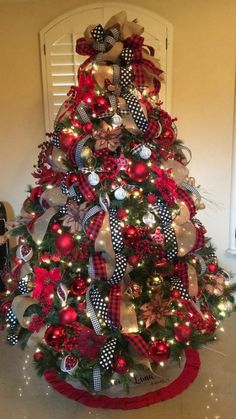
[111,113,123,127]
[114,187,127,200]
[88,172,100,186]
[139,145,151,160]
[142,212,155,226]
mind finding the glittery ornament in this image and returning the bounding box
[139,145,151,160]
[88,172,100,186]
[60,354,78,374]
[142,212,155,227]
[44,325,67,348]
[148,340,170,363]
[174,324,192,342]
[111,113,123,127]
[114,187,127,200]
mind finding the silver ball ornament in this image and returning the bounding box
[88,172,100,186]
[142,212,155,226]
[111,113,123,127]
[114,187,127,200]
[139,145,151,160]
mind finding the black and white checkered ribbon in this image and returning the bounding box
[76,103,90,124]
[75,135,91,169]
[170,275,191,300]
[112,64,120,84]
[99,338,117,370]
[123,93,148,132]
[189,252,207,276]
[93,365,101,392]
[181,181,201,201]
[82,205,102,231]
[109,208,124,253]
[152,198,178,261]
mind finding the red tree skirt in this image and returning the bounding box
[44,348,200,410]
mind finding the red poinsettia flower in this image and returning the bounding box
[77,326,107,360]
[32,267,62,308]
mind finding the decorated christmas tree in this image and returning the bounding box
[0,11,235,407]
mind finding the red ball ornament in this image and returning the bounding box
[33,351,44,362]
[65,173,79,188]
[174,324,192,343]
[59,131,77,153]
[44,325,66,347]
[117,208,128,220]
[122,225,138,240]
[50,222,61,233]
[163,128,174,141]
[208,264,218,273]
[83,122,94,133]
[171,289,181,299]
[128,254,140,266]
[59,306,77,325]
[202,311,217,334]
[128,162,149,183]
[148,340,170,363]
[93,96,110,115]
[54,233,76,255]
[70,276,88,297]
[112,356,129,374]
[147,193,157,204]
[0,300,12,316]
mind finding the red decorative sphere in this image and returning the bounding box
[59,306,77,325]
[148,340,170,363]
[59,131,77,153]
[33,351,44,362]
[128,254,140,266]
[30,186,43,201]
[50,223,61,233]
[0,300,12,316]
[70,276,88,297]
[54,233,76,255]
[202,311,217,334]
[208,264,218,274]
[128,162,149,183]
[93,96,110,115]
[65,173,79,188]
[163,128,174,142]
[171,289,181,299]
[174,324,192,343]
[117,208,128,220]
[83,122,94,133]
[147,193,157,204]
[78,301,86,313]
[44,325,66,347]
[112,356,129,374]
[122,225,138,240]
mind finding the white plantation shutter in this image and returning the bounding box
[40,4,173,131]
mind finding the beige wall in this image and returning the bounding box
[0,0,235,272]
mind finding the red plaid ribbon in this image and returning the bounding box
[192,223,206,251]
[175,260,189,292]
[91,252,107,280]
[177,187,196,218]
[108,284,121,328]
[123,333,149,358]
[145,119,159,140]
[125,35,163,90]
[85,211,105,242]
[77,173,96,202]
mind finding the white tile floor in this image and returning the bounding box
[1,313,236,419]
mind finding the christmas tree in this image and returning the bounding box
[0,11,235,402]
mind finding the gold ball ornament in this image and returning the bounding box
[147,275,163,290]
